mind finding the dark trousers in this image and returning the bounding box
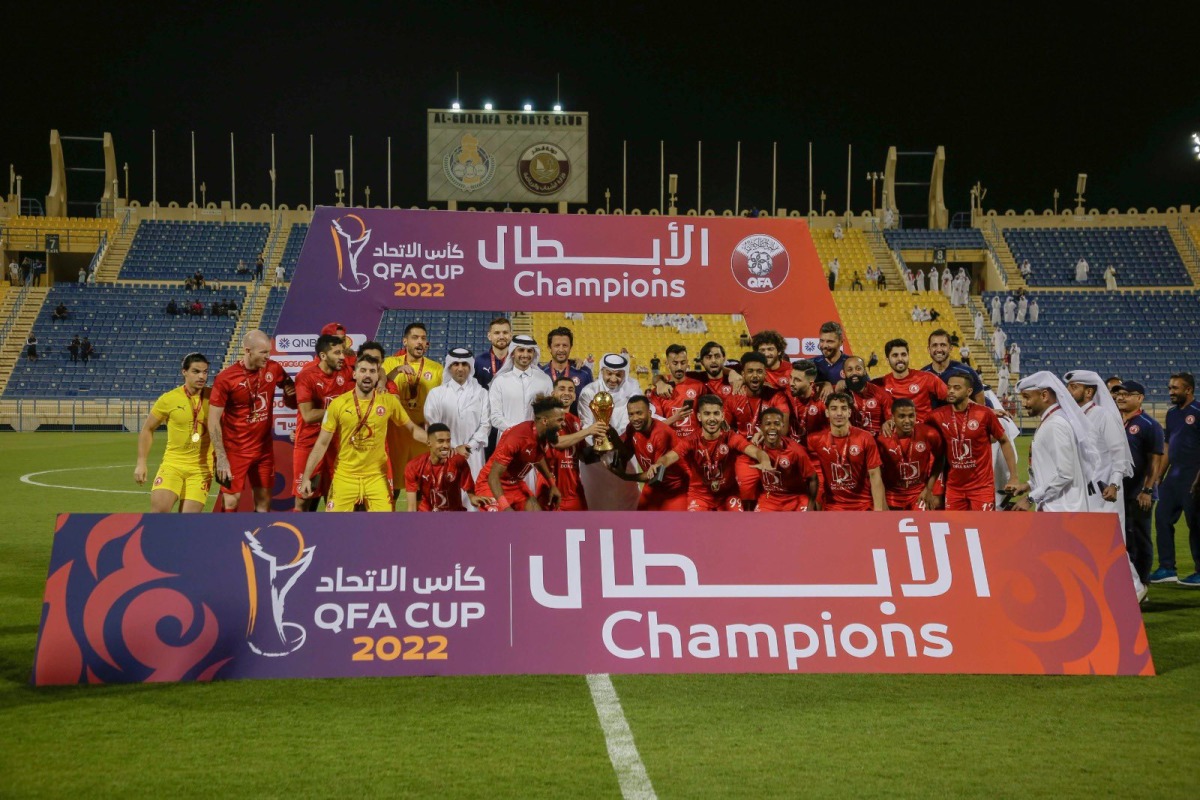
[1124,493,1153,584]
[1154,471,1200,571]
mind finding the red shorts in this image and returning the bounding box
[754,493,809,512]
[638,485,690,511]
[223,450,274,495]
[687,491,743,512]
[479,480,534,512]
[945,487,995,511]
[823,498,874,511]
[734,455,761,502]
[887,490,926,511]
[535,475,587,510]
[292,444,333,494]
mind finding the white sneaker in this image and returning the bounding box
[1136,584,1149,606]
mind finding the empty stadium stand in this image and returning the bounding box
[1003,226,1191,287]
[278,223,309,282]
[810,228,879,290]
[258,286,289,336]
[884,229,986,250]
[118,220,270,282]
[982,290,1199,400]
[833,290,969,375]
[375,309,506,360]
[4,284,243,398]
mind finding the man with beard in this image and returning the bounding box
[926,374,1017,510]
[754,406,818,511]
[489,334,554,437]
[608,394,691,511]
[921,329,985,405]
[876,398,944,511]
[751,329,792,390]
[1150,373,1200,586]
[383,322,443,501]
[541,326,592,414]
[873,338,948,422]
[813,321,849,399]
[537,376,609,510]
[299,355,428,512]
[653,341,742,401]
[292,333,354,511]
[842,355,893,437]
[675,394,774,512]
[404,423,491,512]
[807,392,886,511]
[725,352,790,508]
[135,353,215,513]
[478,394,569,512]
[474,316,512,391]
[423,347,491,481]
[787,360,828,447]
[578,353,645,510]
[649,343,704,438]
[1113,380,1164,586]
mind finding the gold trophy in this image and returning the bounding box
[589,391,615,452]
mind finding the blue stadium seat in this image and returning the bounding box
[1003,227,1191,287]
[119,221,270,282]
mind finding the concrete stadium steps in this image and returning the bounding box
[277,223,310,283]
[94,219,141,283]
[980,224,1027,290]
[224,281,271,365]
[951,302,998,388]
[862,227,906,291]
[833,289,967,373]
[527,312,746,385]
[1168,223,1200,286]
[0,287,51,395]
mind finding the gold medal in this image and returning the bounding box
[407,398,417,410]
[711,480,722,493]
[191,432,201,443]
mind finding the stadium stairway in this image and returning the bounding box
[979,223,1027,290]
[862,224,906,291]
[224,282,271,365]
[93,218,141,283]
[951,301,999,389]
[0,286,50,395]
[1167,220,1200,286]
[263,219,289,284]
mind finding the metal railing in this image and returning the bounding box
[0,282,32,343]
[985,220,1010,288]
[0,226,112,252]
[1175,218,1200,273]
[0,398,153,431]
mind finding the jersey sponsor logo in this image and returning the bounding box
[730,234,791,293]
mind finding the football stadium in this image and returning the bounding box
[2,6,1199,798]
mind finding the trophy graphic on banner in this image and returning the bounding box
[589,391,615,452]
[242,523,315,657]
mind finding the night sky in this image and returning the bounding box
[5,2,1198,219]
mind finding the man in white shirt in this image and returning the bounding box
[992,326,1007,362]
[1020,259,1032,279]
[1009,342,1021,375]
[1029,298,1040,324]
[973,310,985,341]
[915,269,926,293]
[577,353,644,510]
[985,389,1022,508]
[1016,295,1028,323]
[1003,295,1017,323]
[833,224,844,241]
[928,266,939,294]
[941,266,952,299]
[991,294,1001,326]
[1104,265,1118,290]
[488,334,553,437]
[1075,258,1089,283]
[997,365,1011,398]
[424,348,491,480]
[1013,371,1100,514]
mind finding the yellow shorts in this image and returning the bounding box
[327,473,392,512]
[152,463,212,503]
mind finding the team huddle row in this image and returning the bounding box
[133,317,1032,513]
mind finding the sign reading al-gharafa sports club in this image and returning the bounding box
[427,109,588,203]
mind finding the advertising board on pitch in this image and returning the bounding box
[427,109,588,203]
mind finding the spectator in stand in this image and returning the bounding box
[68,335,81,363]
[1029,297,1040,323]
[876,267,886,290]
[8,260,18,286]
[649,354,661,379]
[255,255,265,283]
[1016,294,1028,323]
[928,308,941,323]
[1009,343,1021,375]
[1003,295,1016,323]
[211,300,224,317]
[883,208,895,229]
[1020,259,1032,280]
[915,269,926,293]
[78,267,87,285]
[827,257,839,290]
[990,294,1001,326]
[166,299,179,316]
[851,271,864,291]
[226,298,238,319]
[959,342,971,367]
[738,331,751,348]
[86,270,96,286]
[833,224,844,241]
[867,352,879,370]
[275,262,285,283]
[1104,265,1118,290]
[192,269,205,289]
[33,260,44,286]
[1075,257,1089,283]
[190,299,204,316]
[80,337,95,364]
[26,335,38,362]
[236,259,249,275]
[52,302,69,321]
[974,310,985,341]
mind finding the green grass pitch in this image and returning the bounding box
[1,432,1197,798]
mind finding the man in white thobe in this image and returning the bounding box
[1016,295,1028,323]
[997,365,1011,398]
[1009,343,1021,375]
[1104,265,1118,290]
[941,267,953,299]
[915,269,926,293]
[991,294,1002,326]
[928,267,939,294]
[1075,258,1089,283]
[577,353,643,510]
[1003,296,1016,323]
[992,326,1007,362]
[1064,369,1146,598]
[488,334,554,438]
[1013,372,1100,515]
[1029,298,1040,323]
[424,348,491,481]
[974,310,985,341]
[985,389,1022,508]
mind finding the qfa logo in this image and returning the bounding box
[330,214,372,293]
[731,234,790,293]
[242,522,315,657]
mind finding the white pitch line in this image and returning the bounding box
[587,673,656,800]
[19,464,216,497]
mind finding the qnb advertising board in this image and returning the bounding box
[428,109,587,203]
[32,512,1151,685]
[277,208,839,356]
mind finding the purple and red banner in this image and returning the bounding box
[32,512,1152,685]
[277,208,842,355]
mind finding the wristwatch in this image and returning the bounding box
[1139,487,1153,495]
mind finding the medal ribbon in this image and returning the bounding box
[349,390,376,445]
[186,388,203,440]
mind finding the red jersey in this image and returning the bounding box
[873,371,948,422]
[926,404,1005,493]
[759,438,816,501]
[623,419,689,495]
[210,359,294,458]
[404,452,475,511]
[787,391,828,445]
[677,430,753,498]
[764,361,793,391]
[723,387,789,438]
[649,377,705,438]
[877,426,944,508]
[293,360,354,449]
[807,427,882,510]
[688,371,735,400]
[848,383,894,437]
[543,412,586,509]
[483,421,544,488]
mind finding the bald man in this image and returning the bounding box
[209,329,296,511]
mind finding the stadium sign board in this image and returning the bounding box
[32,512,1152,685]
